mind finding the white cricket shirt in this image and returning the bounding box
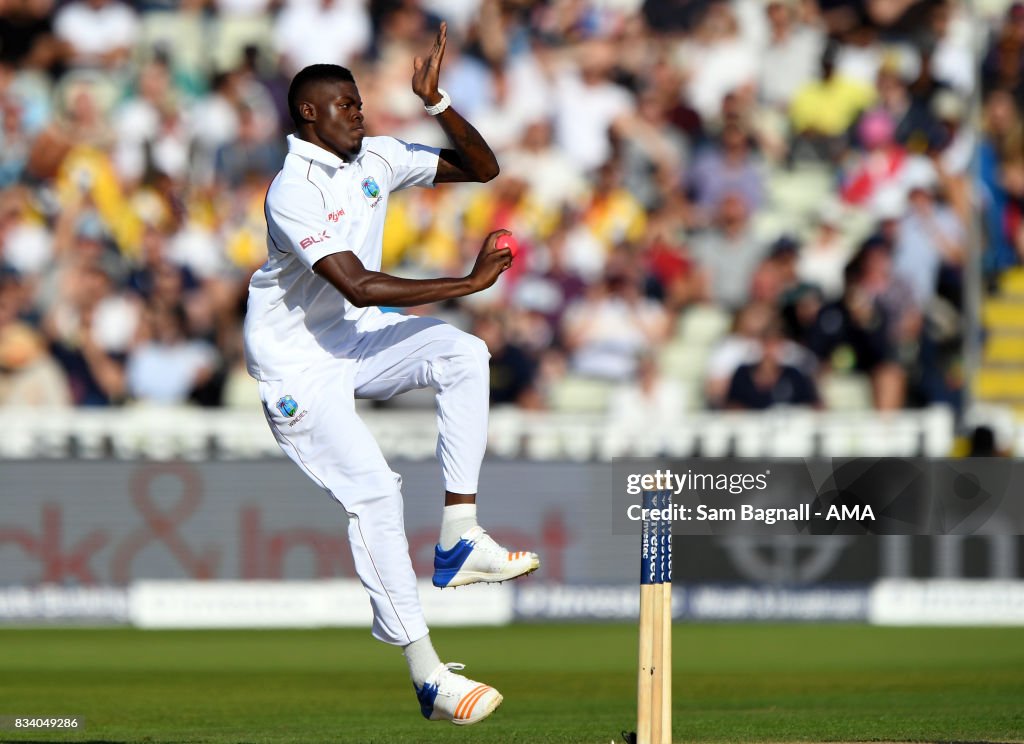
[244,134,440,381]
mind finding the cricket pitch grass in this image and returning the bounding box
[2,624,1022,743]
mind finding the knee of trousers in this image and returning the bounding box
[339,471,403,515]
[436,332,490,386]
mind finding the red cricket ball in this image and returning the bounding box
[496,233,519,258]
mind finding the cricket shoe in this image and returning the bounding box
[432,526,540,588]
[415,662,503,725]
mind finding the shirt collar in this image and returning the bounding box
[287,134,360,170]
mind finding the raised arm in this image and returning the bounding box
[411,22,499,184]
[314,229,512,307]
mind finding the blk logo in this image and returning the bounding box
[299,230,328,250]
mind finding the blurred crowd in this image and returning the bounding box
[0,0,1014,417]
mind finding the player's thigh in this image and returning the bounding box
[259,361,397,501]
[353,314,488,400]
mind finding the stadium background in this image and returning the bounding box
[1,0,1023,628]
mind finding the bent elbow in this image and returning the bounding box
[479,163,500,183]
[335,283,369,308]
[346,292,369,308]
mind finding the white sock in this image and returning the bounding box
[439,503,478,550]
[404,634,442,687]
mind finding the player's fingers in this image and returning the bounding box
[482,231,508,250]
[413,56,423,71]
[491,248,512,260]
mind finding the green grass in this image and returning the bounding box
[1,624,1023,743]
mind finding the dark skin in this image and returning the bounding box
[291,22,505,506]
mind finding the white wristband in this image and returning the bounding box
[424,88,451,116]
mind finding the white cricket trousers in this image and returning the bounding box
[258,313,490,646]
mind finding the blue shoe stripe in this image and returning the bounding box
[415,681,439,719]
[432,539,476,588]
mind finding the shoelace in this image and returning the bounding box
[463,526,486,545]
[465,527,503,555]
[434,662,468,698]
[465,526,534,566]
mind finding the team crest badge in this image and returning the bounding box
[361,177,381,199]
[276,395,299,417]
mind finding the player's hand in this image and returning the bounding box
[412,21,447,106]
[468,229,513,291]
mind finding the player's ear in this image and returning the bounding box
[299,100,317,123]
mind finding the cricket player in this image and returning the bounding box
[243,23,539,726]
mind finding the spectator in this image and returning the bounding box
[841,109,908,207]
[27,79,114,184]
[855,236,922,354]
[189,71,242,185]
[44,259,132,406]
[892,167,966,308]
[725,320,820,410]
[790,43,875,159]
[691,192,764,310]
[0,268,70,406]
[473,313,539,408]
[873,63,941,154]
[553,40,633,173]
[688,123,764,214]
[503,120,588,212]
[796,200,853,300]
[435,37,497,123]
[562,248,669,381]
[114,58,190,183]
[705,301,772,407]
[53,0,139,70]
[214,105,283,187]
[609,352,687,440]
[833,22,884,88]
[581,160,647,252]
[512,223,587,337]
[706,301,816,407]
[0,188,52,277]
[680,2,758,123]
[751,234,804,306]
[126,303,216,404]
[758,0,824,109]
[613,86,689,210]
[982,2,1024,97]
[273,0,372,75]
[643,210,699,313]
[809,257,906,410]
[978,88,1023,275]
[0,72,40,187]
[462,169,556,269]
[929,0,973,96]
[780,283,825,353]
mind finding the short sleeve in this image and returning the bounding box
[367,136,441,192]
[266,180,350,270]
